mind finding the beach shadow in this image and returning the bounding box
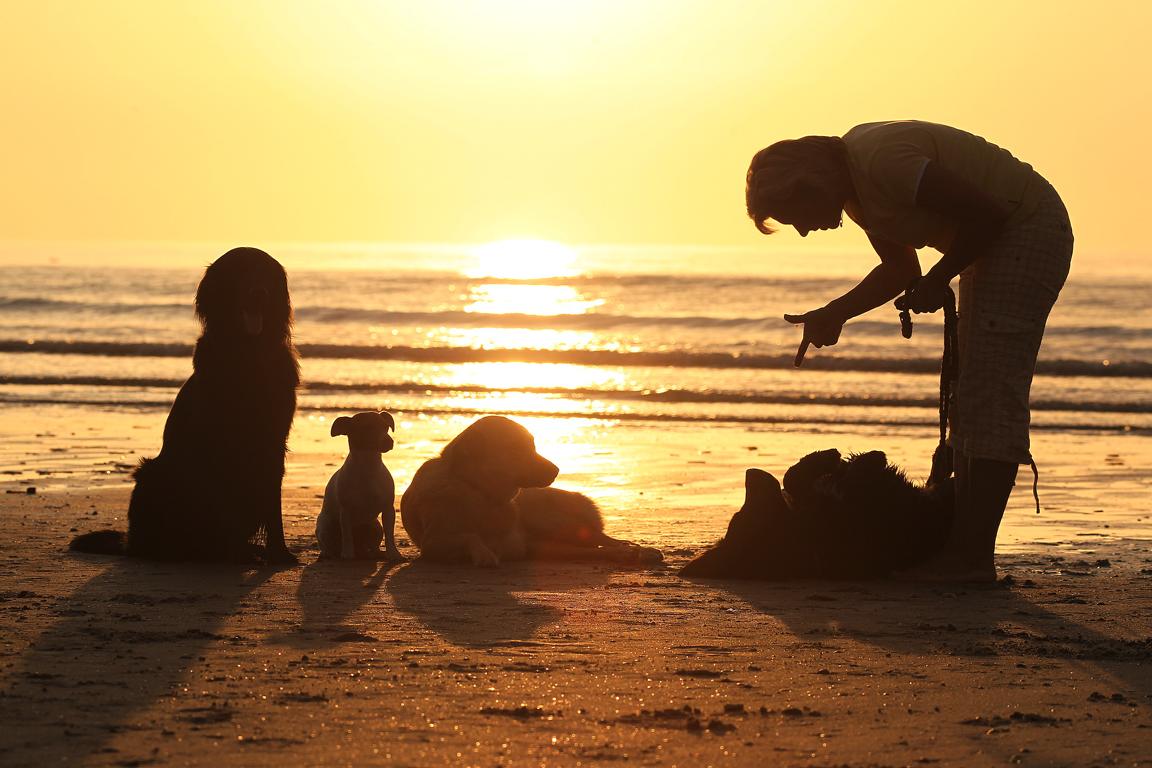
[683,570,1152,695]
[288,555,403,646]
[386,558,608,648]
[0,555,277,763]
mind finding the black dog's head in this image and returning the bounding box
[331,411,396,453]
[195,247,292,342]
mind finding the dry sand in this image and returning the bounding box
[1,403,1150,767]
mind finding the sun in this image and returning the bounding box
[465,239,581,280]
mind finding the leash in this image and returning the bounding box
[897,281,1041,513]
[897,281,958,487]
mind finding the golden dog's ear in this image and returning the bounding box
[330,416,352,437]
[378,411,396,431]
[440,440,464,465]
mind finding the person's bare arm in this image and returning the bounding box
[902,160,1012,312]
[827,234,921,319]
[785,234,919,363]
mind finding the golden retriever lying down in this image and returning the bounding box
[401,416,663,567]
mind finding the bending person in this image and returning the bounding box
[746,120,1073,582]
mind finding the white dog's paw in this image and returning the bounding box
[382,546,407,563]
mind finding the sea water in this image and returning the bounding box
[0,243,1146,435]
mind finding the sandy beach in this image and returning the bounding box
[1,403,1149,767]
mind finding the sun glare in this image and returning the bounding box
[465,284,602,316]
[466,239,581,280]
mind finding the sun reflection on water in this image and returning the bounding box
[466,283,602,316]
[452,239,604,352]
[424,362,623,390]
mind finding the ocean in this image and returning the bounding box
[0,242,1148,434]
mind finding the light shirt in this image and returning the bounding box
[842,120,1042,252]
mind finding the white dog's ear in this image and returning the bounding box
[331,417,351,437]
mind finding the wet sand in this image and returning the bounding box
[1,403,1150,766]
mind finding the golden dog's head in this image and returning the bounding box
[440,416,559,501]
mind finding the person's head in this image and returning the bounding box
[745,136,851,237]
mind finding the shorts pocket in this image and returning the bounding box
[977,312,1037,334]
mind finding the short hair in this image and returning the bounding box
[745,135,846,235]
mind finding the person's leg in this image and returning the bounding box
[942,451,1018,580]
[897,451,1016,583]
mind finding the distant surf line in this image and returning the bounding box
[0,393,1146,434]
[1,339,1146,378]
[1,374,1148,416]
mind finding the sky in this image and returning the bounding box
[0,0,1148,265]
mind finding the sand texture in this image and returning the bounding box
[1,406,1150,766]
[1,486,1150,768]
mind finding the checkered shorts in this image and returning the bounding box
[949,179,1074,463]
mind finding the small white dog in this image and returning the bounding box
[316,411,404,560]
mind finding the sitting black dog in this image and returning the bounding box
[70,247,300,564]
[680,449,953,580]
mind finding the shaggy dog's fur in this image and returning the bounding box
[401,415,662,567]
[315,411,403,561]
[680,449,953,580]
[71,247,300,563]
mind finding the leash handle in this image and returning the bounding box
[897,277,919,339]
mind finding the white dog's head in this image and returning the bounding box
[331,411,396,453]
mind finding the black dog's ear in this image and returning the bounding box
[378,411,396,431]
[331,417,352,437]
[745,467,780,496]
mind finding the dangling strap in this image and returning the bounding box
[902,283,958,486]
[1029,457,1040,514]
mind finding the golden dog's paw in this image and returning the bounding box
[606,543,664,566]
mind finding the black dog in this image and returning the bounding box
[680,450,953,580]
[71,247,300,563]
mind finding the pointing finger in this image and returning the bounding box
[794,338,810,367]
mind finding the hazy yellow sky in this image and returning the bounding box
[1,0,1148,262]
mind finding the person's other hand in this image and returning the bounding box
[784,306,845,366]
[897,273,948,313]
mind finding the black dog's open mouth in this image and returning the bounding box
[242,309,263,336]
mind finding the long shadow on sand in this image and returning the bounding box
[286,555,404,646]
[0,555,277,764]
[683,569,1152,695]
[386,559,611,648]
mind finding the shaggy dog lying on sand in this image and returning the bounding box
[680,449,953,580]
[401,415,663,567]
[71,247,300,564]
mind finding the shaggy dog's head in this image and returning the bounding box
[440,416,559,502]
[195,247,292,342]
[680,468,790,579]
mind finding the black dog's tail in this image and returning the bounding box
[70,530,128,556]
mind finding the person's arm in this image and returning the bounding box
[785,234,919,361]
[902,160,1012,312]
[828,234,921,319]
